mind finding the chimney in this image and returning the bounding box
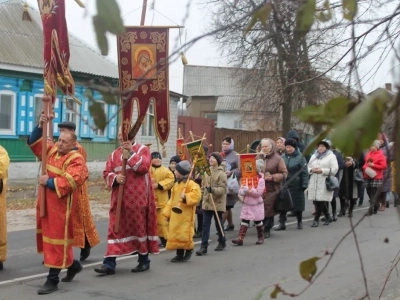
[385,83,392,91]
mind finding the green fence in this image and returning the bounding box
[0,138,116,162]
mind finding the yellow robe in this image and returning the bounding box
[0,146,10,262]
[151,165,174,238]
[163,179,201,250]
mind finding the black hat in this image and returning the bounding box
[318,139,331,149]
[151,152,162,159]
[175,160,191,176]
[58,121,76,131]
[210,152,223,165]
[284,138,298,149]
[169,155,181,164]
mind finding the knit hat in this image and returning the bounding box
[151,152,162,160]
[284,138,298,149]
[256,159,264,173]
[210,152,223,165]
[169,155,181,164]
[175,160,191,176]
[372,140,381,149]
[318,139,331,149]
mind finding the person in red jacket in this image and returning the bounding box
[362,140,387,216]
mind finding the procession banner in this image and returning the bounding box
[239,153,258,188]
[38,0,75,102]
[186,140,210,176]
[177,138,185,160]
[117,27,170,143]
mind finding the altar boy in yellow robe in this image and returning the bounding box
[151,152,175,247]
[0,145,10,271]
[163,160,201,262]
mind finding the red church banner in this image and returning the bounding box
[38,0,75,102]
[239,154,258,188]
[117,27,170,144]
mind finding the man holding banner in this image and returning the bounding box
[94,127,159,275]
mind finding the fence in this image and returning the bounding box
[213,128,282,153]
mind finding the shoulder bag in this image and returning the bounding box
[274,177,293,212]
[325,169,339,191]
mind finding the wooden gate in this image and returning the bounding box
[214,128,281,153]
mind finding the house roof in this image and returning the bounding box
[215,96,275,113]
[0,0,118,79]
[183,65,244,97]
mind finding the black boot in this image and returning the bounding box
[171,249,185,262]
[215,242,226,251]
[94,265,115,275]
[61,260,83,282]
[296,212,303,230]
[196,246,208,256]
[264,227,270,238]
[159,237,167,247]
[323,214,330,225]
[193,231,202,238]
[0,261,3,270]
[183,250,193,261]
[275,214,286,231]
[37,280,58,295]
[311,219,319,227]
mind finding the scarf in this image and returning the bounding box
[261,138,277,159]
[315,149,331,160]
[177,175,189,183]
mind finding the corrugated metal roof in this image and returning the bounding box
[0,0,118,78]
[215,96,274,113]
[183,65,245,96]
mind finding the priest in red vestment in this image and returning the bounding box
[94,127,159,275]
[28,115,88,295]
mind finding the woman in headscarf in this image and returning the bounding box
[257,138,288,238]
[221,137,241,231]
[377,133,393,209]
[307,140,339,227]
[276,137,286,156]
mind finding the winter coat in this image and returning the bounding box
[339,159,359,200]
[163,179,201,251]
[258,152,288,217]
[282,149,309,212]
[224,149,241,207]
[362,149,387,180]
[307,151,339,202]
[333,150,344,198]
[380,143,393,192]
[238,174,265,221]
[201,165,227,213]
[151,165,175,238]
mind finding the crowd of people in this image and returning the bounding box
[0,117,397,295]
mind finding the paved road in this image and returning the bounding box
[1,198,400,300]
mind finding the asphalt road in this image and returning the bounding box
[1,198,400,300]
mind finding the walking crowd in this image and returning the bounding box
[0,116,398,295]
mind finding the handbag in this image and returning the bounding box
[274,177,293,212]
[325,169,339,191]
[353,168,364,182]
[365,167,377,179]
[227,173,240,195]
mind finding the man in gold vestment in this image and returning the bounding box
[0,145,10,271]
[57,121,100,260]
[28,116,88,295]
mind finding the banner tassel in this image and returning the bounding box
[161,143,167,158]
[74,0,86,8]
[181,52,188,65]
[22,1,32,22]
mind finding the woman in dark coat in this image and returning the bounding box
[279,138,309,230]
[338,157,359,217]
[257,138,288,238]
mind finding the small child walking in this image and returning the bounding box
[232,159,266,245]
[163,160,201,262]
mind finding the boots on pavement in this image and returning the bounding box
[256,224,264,244]
[296,212,303,230]
[232,223,248,246]
[275,213,286,231]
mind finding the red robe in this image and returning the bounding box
[29,139,88,268]
[103,143,159,257]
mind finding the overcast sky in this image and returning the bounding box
[26,0,396,94]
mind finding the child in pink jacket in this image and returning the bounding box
[232,159,266,245]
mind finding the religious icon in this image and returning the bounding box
[38,0,55,15]
[131,44,157,79]
[244,162,253,172]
